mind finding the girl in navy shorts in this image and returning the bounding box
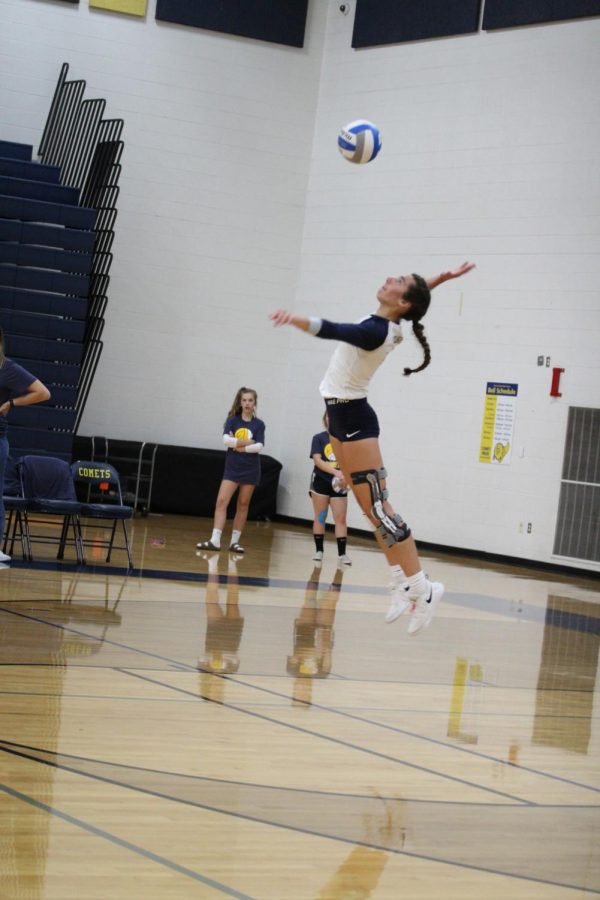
[309,412,351,566]
[197,387,265,554]
[271,262,475,635]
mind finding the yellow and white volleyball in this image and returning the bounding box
[235,427,252,440]
[338,119,382,164]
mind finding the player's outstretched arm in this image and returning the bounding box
[269,310,311,331]
[426,261,475,291]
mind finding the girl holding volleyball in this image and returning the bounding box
[309,412,351,566]
[197,387,265,554]
[270,261,474,635]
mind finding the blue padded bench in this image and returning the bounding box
[13,359,81,387]
[0,243,93,275]
[0,141,32,161]
[0,310,85,343]
[0,195,96,230]
[0,219,96,252]
[8,335,83,365]
[9,426,75,456]
[11,406,77,431]
[0,265,89,297]
[0,175,79,206]
[0,157,61,183]
[0,287,88,320]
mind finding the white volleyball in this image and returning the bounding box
[338,119,382,164]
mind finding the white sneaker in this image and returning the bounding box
[313,550,324,561]
[337,554,352,566]
[0,550,11,564]
[407,582,444,636]
[385,581,412,624]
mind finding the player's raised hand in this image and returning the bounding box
[442,261,476,281]
[269,309,296,327]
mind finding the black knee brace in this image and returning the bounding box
[351,467,411,547]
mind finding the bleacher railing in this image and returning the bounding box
[38,62,123,435]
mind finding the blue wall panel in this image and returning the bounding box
[353,0,482,47]
[156,0,308,48]
[483,0,600,29]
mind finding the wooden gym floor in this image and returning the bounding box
[0,514,599,899]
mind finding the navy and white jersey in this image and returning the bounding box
[309,314,403,399]
[222,414,266,486]
[309,431,339,484]
[0,358,38,436]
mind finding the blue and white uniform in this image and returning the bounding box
[309,430,347,498]
[222,414,265,486]
[307,315,403,442]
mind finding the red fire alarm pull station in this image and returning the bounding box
[550,367,565,397]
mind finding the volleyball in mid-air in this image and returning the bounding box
[338,119,382,164]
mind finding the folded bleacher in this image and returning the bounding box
[0,63,123,462]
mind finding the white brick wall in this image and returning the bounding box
[1,0,598,567]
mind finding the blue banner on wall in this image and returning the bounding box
[155,0,308,48]
[483,0,600,30]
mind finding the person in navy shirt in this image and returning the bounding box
[310,412,351,566]
[197,387,265,554]
[0,327,51,563]
[270,262,475,636]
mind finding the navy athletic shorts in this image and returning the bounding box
[309,471,348,498]
[324,397,380,442]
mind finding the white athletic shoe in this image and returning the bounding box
[313,550,324,561]
[337,554,352,566]
[0,550,11,564]
[385,581,412,624]
[407,582,444,636]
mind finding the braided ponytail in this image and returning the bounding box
[403,320,431,375]
[400,274,432,376]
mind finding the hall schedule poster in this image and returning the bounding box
[479,383,518,464]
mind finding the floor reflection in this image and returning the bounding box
[287,563,344,706]
[533,594,600,754]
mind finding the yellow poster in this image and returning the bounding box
[479,382,518,464]
[89,0,147,15]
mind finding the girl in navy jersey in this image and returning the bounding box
[0,327,51,564]
[196,387,265,554]
[271,261,475,635]
[310,413,351,566]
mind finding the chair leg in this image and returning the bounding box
[122,519,134,569]
[6,510,27,560]
[75,517,86,565]
[3,509,12,554]
[106,520,118,563]
[57,517,69,560]
[12,511,24,559]
[69,517,82,565]
[23,511,33,561]
[10,511,19,556]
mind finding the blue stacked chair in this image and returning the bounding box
[72,460,134,567]
[18,455,85,563]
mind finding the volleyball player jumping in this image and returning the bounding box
[270,261,475,635]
